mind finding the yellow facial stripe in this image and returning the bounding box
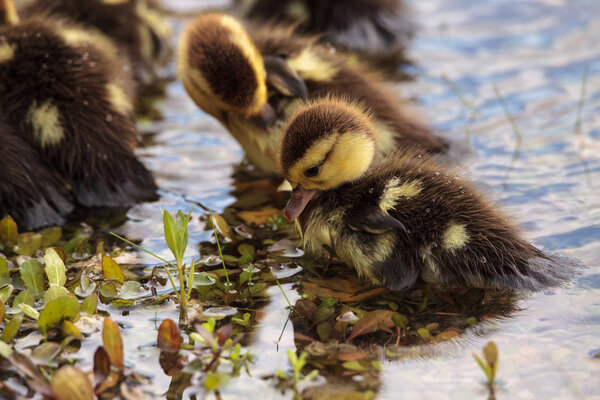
[106,83,133,115]
[380,178,423,212]
[287,48,338,82]
[442,223,469,251]
[0,39,15,63]
[288,133,339,185]
[28,100,64,148]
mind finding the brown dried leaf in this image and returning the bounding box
[157,319,181,353]
[52,365,94,400]
[237,208,281,225]
[302,278,389,303]
[102,318,124,370]
[93,347,111,389]
[347,310,398,342]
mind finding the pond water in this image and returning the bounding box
[110,0,600,398]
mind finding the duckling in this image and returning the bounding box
[21,0,172,85]
[280,98,573,291]
[235,0,414,73]
[0,115,74,230]
[177,13,447,175]
[0,11,158,218]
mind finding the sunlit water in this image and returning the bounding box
[107,0,600,398]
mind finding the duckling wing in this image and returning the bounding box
[348,209,407,234]
[263,55,308,100]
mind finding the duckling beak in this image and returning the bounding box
[284,186,318,222]
[249,102,276,129]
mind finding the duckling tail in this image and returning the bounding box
[70,151,158,209]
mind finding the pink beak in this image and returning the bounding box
[284,186,318,222]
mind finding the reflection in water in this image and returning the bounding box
[97,0,600,398]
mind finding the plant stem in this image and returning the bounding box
[208,212,230,286]
[274,277,296,314]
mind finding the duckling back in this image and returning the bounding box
[21,0,171,85]
[0,17,157,211]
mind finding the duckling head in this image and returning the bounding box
[280,98,377,222]
[177,13,269,123]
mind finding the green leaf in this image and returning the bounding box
[0,340,12,358]
[52,365,94,400]
[0,300,5,322]
[1,314,22,342]
[163,210,191,267]
[118,281,142,300]
[100,282,118,299]
[417,328,431,339]
[392,314,409,329]
[0,257,10,286]
[40,227,62,247]
[237,244,255,257]
[18,304,39,320]
[14,233,42,256]
[81,295,98,315]
[44,286,69,303]
[12,289,34,312]
[44,248,66,287]
[204,371,230,391]
[342,361,369,371]
[102,256,124,283]
[0,284,13,303]
[20,259,44,298]
[38,295,80,333]
[0,216,18,243]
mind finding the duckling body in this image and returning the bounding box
[21,0,171,85]
[236,0,413,72]
[280,99,573,291]
[178,13,447,175]
[0,15,157,225]
[0,115,73,230]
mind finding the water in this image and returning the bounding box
[115,0,600,398]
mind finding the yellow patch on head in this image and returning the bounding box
[0,40,15,63]
[100,0,128,4]
[373,121,398,156]
[379,178,423,212]
[287,48,338,82]
[288,131,375,191]
[442,223,469,251]
[106,83,133,115]
[28,100,64,147]
[59,27,119,58]
[1,0,19,26]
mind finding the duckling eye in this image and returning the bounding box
[304,166,320,177]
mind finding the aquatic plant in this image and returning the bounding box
[473,341,499,397]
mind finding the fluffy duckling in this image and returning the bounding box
[21,0,172,85]
[0,9,157,224]
[177,13,447,175]
[280,98,573,291]
[236,0,413,72]
[0,115,73,230]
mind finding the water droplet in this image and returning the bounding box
[35,32,41,38]
[105,114,113,122]
[480,257,487,264]
[89,61,96,68]
[44,53,49,58]
[83,100,89,106]
[368,187,374,194]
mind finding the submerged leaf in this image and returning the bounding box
[118,280,142,300]
[102,317,124,370]
[157,319,181,353]
[347,310,398,342]
[44,248,67,287]
[237,208,281,225]
[102,256,125,283]
[52,365,94,400]
[14,232,43,256]
[38,295,80,333]
[20,259,44,298]
[0,216,18,243]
